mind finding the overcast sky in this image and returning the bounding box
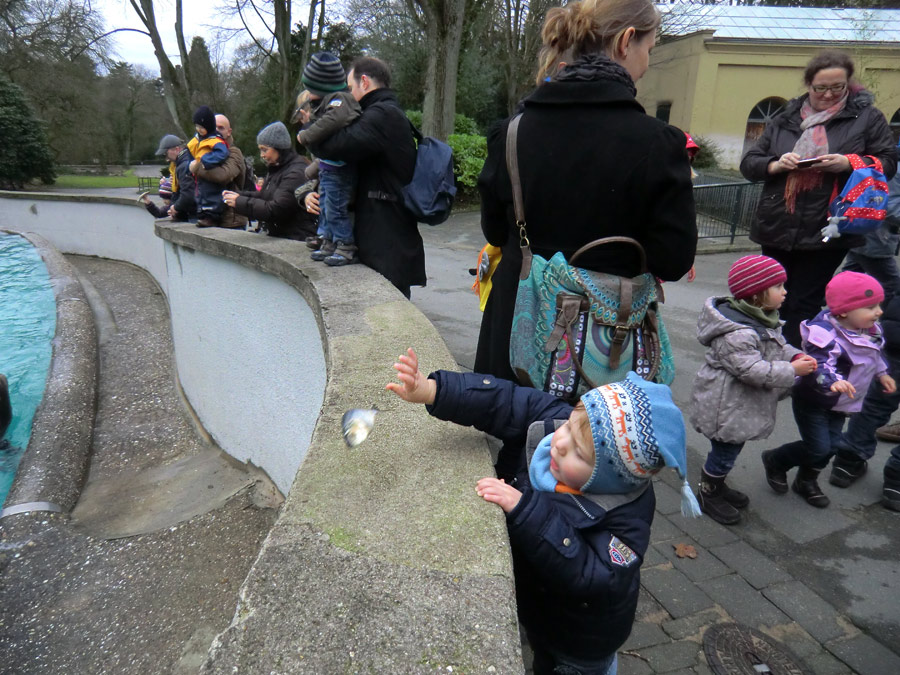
[94,0,277,73]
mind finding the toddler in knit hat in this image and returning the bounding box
[386,348,697,673]
[765,270,896,510]
[689,255,817,525]
[187,105,230,227]
[292,52,362,267]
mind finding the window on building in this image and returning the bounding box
[656,103,671,124]
[890,109,900,145]
[742,97,788,157]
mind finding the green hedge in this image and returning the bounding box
[447,134,487,190]
[405,111,481,136]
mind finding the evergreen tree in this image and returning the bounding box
[0,76,56,189]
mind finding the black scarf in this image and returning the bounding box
[555,53,637,96]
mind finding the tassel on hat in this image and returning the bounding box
[580,372,701,518]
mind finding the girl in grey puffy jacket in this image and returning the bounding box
[688,256,817,524]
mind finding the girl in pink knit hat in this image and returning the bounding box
[689,255,818,524]
[763,270,896,508]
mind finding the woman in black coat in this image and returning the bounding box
[223,121,316,241]
[474,0,697,386]
[740,50,897,347]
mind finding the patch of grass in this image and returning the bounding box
[51,171,139,189]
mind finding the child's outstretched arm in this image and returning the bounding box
[385,347,436,405]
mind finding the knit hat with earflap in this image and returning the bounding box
[580,372,701,517]
[256,121,293,151]
[301,52,348,96]
[192,106,216,136]
[728,255,787,300]
[825,271,884,315]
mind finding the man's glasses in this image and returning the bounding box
[810,83,847,94]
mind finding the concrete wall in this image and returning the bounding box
[638,34,900,169]
[0,191,522,673]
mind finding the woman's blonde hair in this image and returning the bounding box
[536,0,660,84]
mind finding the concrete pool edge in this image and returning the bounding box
[1,232,98,516]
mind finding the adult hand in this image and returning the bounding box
[385,347,437,405]
[304,191,321,215]
[167,205,177,218]
[189,159,201,174]
[476,477,522,513]
[222,190,239,208]
[296,109,311,127]
[880,374,897,394]
[814,154,852,173]
[768,152,803,175]
[831,379,856,398]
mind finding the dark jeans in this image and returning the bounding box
[770,396,846,471]
[761,246,849,348]
[843,251,900,303]
[840,356,900,476]
[530,644,617,675]
[196,179,225,221]
[318,164,355,244]
[704,439,745,476]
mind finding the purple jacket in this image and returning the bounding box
[793,310,888,413]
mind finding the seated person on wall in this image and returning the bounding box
[222,122,316,241]
[386,348,699,675]
[152,134,195,222]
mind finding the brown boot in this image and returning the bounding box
[875,422,900,443]
[698,470,741,525]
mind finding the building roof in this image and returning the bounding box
[659,5,900,43]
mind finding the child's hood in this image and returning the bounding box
[697,296,770,347]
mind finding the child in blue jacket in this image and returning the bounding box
[387,349,698,675]
[188,105,229,227]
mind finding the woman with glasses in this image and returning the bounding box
[741,50,898,347]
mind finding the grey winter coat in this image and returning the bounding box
[689,297,802,444]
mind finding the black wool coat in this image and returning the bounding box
[171,148,196,219]
[233,148,316,240]
[306,88,423,296]
[474,77,698,382]
[740,88,897,252]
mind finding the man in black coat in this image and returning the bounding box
[304,57,423,298]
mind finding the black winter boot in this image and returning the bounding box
[829,452,868,488]
[761,449,789,494]
[883,466,900,513]
[792,467,829,508]
[721,481,750,509]
[698,470,741,525]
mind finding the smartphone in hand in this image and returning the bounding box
[796,157,822,169]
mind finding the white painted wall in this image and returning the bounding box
[163,243,324,493]
[0,196,168,293]
[0,194,326,494]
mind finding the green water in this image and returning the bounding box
[1,233,56,506]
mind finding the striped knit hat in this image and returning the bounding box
[728,255,787,300]
[301,52,347,96]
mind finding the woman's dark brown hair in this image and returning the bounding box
[803,50,855,85]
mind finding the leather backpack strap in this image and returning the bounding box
[570,236,649,274]
[505,114,532,280]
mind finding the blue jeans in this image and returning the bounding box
[704,440,745,476]
[841,355,900,476]
[318,163,355,244]
[770,396,846,471]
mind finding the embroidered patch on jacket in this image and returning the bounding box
[329,99,343,108]
[608,536,638,567]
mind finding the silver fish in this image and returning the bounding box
[341,409,377,447]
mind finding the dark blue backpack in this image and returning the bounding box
[401,123,456,225]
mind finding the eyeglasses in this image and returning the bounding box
[810,83,847,94]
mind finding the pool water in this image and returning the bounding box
[0,233,56,506]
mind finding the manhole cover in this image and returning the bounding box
[703,623,809,675]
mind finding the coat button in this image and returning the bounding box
[563,537,571,547]
[483,378,491,385]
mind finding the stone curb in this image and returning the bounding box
[2,231,98,515]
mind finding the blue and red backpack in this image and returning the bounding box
[827,154,890,235]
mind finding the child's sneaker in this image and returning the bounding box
[324,242,359,267]
[310,239,336,261]
[829,453,867,488]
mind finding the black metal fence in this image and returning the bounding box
[137,176,157,193]
[693,181,763,243]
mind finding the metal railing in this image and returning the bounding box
[693,181,763,243]
[137,176,157,193]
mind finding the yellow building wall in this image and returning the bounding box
[638,33,900,170]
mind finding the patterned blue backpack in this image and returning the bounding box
[821,154,889,241]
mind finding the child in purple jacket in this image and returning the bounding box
[763,271,896,508]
